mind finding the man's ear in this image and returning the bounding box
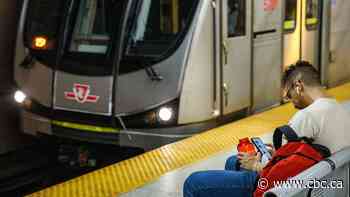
[295,80,304,95]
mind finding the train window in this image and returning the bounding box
[305,0,320,30]
[227,0,246,37]
[284,0,297,33]
[25,0,67,50]
[70,0,117,54]
[125,0,198,58]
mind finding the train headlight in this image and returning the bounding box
[157,107,173,122]
[14,90,27,104]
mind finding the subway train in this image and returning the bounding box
[13,0,350,150]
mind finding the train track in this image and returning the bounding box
[0,143,53,196]
[0,139,144,196]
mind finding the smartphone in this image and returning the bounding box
[251,137,272,160]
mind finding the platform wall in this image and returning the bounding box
[0,0,30,155]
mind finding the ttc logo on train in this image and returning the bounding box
[64,84,100,104]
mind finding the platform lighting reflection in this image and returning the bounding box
[158,107,174,122]
[14,90,27,104]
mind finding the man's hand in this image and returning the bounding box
[238,152,265,172]
[265,143,276,155]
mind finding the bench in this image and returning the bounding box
[264,147,350,197]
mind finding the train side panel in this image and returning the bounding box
[114,2,203,117]
[114,34,193,116]
[178,0,217,124]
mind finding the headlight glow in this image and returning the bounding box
[14,90,27,104]
[158,107,173,122]
[32,36,49,50]
[213,109,220,117]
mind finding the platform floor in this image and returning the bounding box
[121,99,350,196]
[119,133,274,197]
[27,83,350,197]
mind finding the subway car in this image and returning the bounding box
[14,0,350,150]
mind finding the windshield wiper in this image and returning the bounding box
[135,59,163,81]
[145,66,163,81]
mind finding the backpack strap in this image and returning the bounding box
[273,125,332,158]
[273,125,300,150]
[310,144,332,158]
[298,136,314,144]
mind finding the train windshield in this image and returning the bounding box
[24,0,198,72]
[125,0,198,58]
[25,0,67,50]
[70,0,122,54]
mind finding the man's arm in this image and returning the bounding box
[239,111,319,172]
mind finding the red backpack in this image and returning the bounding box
[254,126,330,197]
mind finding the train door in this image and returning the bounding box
[301,0,322,69]
[284,0,322,70]
[251,0,283,111]
[220,0,252,115]
[283,0,301,69]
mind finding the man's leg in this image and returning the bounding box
[225,155,240,171]
[183,170,258,197]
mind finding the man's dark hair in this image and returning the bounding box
[282,61,321,87]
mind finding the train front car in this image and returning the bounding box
[14,0,209,150]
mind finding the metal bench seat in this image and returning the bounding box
[264,147,350,197]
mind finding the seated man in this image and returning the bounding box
[183,61,350,197]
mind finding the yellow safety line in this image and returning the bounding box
[27,83,350,197]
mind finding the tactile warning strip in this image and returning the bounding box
[27,83,350,197]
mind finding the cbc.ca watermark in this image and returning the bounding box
[257,178,344,190]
